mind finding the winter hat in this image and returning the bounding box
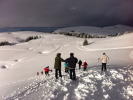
[103,52,106,55]
[45,66,49,68]
[57,53,61,57]
[70,53,74,57]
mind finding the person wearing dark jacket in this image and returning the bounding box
[78,60,82,69]
[65,53,78,80]
[54,53,64,79]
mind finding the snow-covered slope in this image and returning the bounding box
[0,31,133,100]
[3,65,133,100]
[54,25,133,35]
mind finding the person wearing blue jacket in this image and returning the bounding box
[64,62,69,73]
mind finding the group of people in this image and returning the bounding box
[78,60,88,71]
[54,53,78,80]
[38,52,109,80]
[64,59,88,73]
[54,52,109,80]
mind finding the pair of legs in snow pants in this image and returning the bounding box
[45,72,49,76]
[65,67,69,73]
[69,69,76,80]
[102,63,107,72]
[83,67,87,71]
[55,69,62,79]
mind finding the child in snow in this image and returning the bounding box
[64,62,69,73]
[43,66,52,76]
[82,60,88,71]
[37,71,44,75]
[78,60,82,69]
[37,72,39,75]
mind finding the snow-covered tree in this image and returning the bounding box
[83,38,89,46]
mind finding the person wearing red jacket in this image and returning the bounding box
[44,66,52,76]
[82,61,88,71]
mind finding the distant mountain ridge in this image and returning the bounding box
[0,25,133,35]
[54,25,133,35]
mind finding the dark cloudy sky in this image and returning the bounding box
[0,0,133,27]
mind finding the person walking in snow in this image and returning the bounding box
[78,60,82,69]
[36,66,52,76]
[44,66,52,76]
[65,53,78,80]
[54,53,64,79]
[82,60,88,71]
[98,52,109,72]
[64,62,69,73]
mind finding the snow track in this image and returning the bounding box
[4,65,133,100]
[77,45,133,52]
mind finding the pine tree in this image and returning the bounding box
[83,38,89,46]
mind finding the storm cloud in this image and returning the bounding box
[0,0,133,27]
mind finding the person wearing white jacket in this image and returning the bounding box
[98,53,109,72]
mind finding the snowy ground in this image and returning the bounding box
[0,31,133,100]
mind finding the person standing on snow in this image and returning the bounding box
[64,62,69,73]
[82,60,88,71]
[65,53,78,80]
[98,52,109,72]
[78,60,82,69]
[54,53,64,79]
